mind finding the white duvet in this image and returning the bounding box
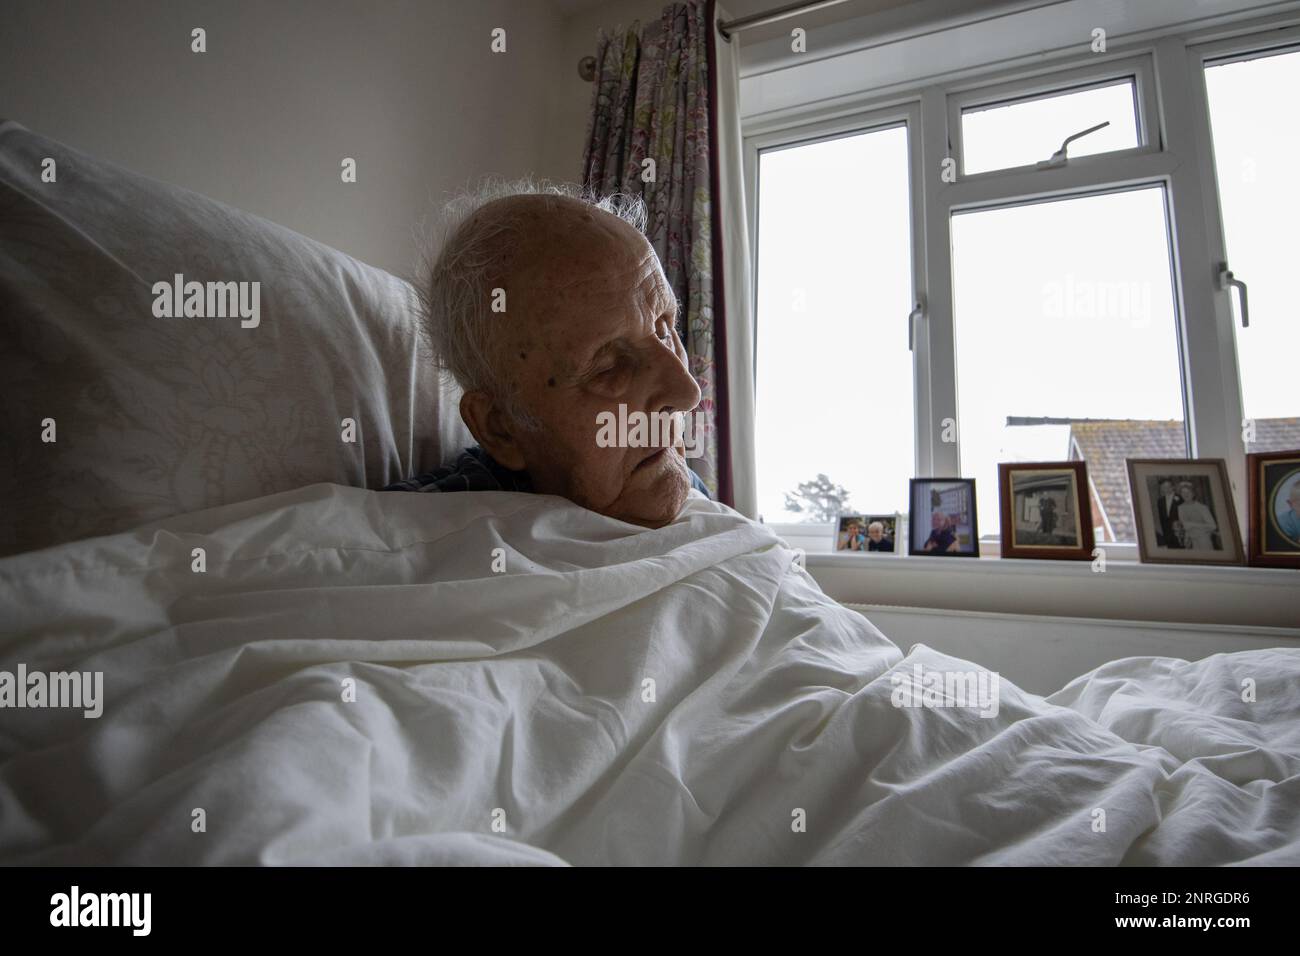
[1,483,1297,865]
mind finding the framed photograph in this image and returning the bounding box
[832,513,902,555]
[1247,449,1300,568]
[908,478,979,557]
[1126,458,1243,565]
[998,461,1094,560]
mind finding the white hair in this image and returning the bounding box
[411,177,649,430]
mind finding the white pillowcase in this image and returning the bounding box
[0,120,457,556]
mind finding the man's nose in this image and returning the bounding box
[649,335,701,413]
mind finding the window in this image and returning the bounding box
[1204,46,1300,453]
[961,79,1141,175]
[951,188,1186,544]
[745,13,1296,562]
[754,123,915,526]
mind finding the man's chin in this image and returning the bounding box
[610,469,690,528]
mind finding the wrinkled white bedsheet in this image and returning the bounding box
[1,483,1296,865]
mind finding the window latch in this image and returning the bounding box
[1217,263,1250,328]
[908,299,925,351]
[1036,121,1111,169]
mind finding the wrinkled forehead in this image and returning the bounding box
[517,207,666,306]
[488,198,672,358]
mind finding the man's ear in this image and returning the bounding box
[460,389,528,472]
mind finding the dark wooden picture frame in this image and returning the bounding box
[908,477,980,557]
[1247,449,1300,569]
[1126,458,1244,566]
[998,461,1095,560]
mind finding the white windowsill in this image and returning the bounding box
[768,522,1298,627]
[802,550,1296,587]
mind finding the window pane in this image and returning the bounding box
[961,79,1140,175]
[755,126,914,533]
[1204,48,1300,453]
[951,187,1186,545]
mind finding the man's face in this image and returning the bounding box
[1160,481,1173,496]
[868,525,883,541]
[462,197,701,528]
[932,511,946,530]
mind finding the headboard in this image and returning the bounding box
[0,120,469,556]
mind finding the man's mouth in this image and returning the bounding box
[634,446,670,471]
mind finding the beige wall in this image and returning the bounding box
[0,0,722,277]
[0,0,568,279]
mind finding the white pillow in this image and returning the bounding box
[0,120,456,556]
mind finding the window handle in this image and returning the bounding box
[1218,263,1249,328]
[1036,121,1111,169]
[908,299,925,351]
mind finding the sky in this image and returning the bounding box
[754,48,1299,542]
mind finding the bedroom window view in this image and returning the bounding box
[960,78,1140,175]
[951,187,1185,546]
[1204,46,1300,452]
[754,125,914,533]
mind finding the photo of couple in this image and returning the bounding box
[1149,475,1222,551]
[1128,459,1243,566]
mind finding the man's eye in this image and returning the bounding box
[658,324,675,344]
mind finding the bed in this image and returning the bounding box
[2,121,1298,866]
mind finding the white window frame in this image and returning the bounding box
[1183,21,1300,480]
[946,53,1161,181]
[744,8,1300,559]
[745,101,927,478]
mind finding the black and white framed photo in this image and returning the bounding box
[908,478,979,556]
[1126,458,1243,565]
[1248,449,1300,569]
[832,513,901,554]
[998,461,1094,560]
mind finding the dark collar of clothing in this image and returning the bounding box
[383,446,713,500]
[383,446,533,494]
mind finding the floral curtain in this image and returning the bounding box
[581,0,730,504]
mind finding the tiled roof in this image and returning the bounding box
[1250,417,1300,453]
[1067,417,1300,541]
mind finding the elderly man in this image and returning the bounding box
[922,510,960,553]
[385,183,709,528]
[1276,480,1300,544]
[866,520,894,552]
